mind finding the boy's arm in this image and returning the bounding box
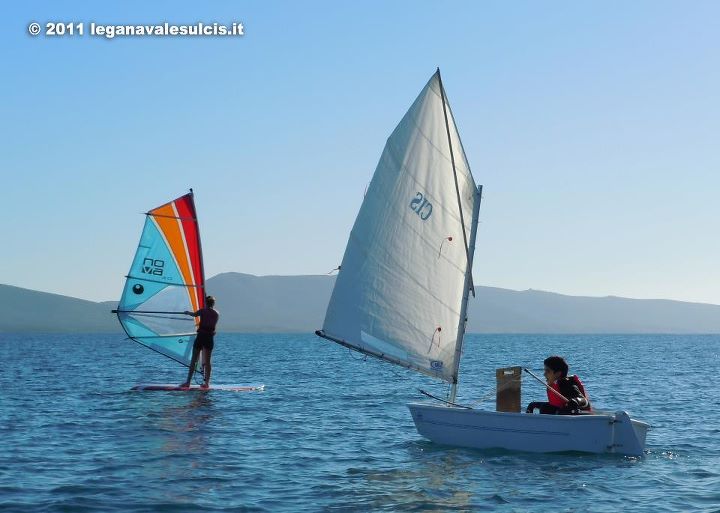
[568,384,589,408]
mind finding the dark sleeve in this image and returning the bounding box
[572,375,588,398]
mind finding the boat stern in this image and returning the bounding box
[609,411,650,456]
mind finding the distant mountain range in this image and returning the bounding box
[2,272,719,333]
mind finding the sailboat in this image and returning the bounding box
[316,70,648,455]
[113,190,263,392]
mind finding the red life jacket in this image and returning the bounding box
[547,375,591,410]
[547,382,566,407]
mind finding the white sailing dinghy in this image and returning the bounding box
[113,190,263,393]
[316,70,648,455]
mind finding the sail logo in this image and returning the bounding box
[410,192,433,220]
[430,360,443,370]
[142,257,165,276]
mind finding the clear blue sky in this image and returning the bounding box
[2,1,718,305]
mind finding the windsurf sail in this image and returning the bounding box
[317,70,481,385]
[114,191,205,369]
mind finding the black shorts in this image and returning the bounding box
[193,332,214,351]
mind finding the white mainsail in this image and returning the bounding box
[318,70,481,384]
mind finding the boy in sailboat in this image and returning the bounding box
[180,295,219,389]
[526,356,591,414]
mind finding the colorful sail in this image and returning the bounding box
[318,71,481,384]
[115,192,205,368]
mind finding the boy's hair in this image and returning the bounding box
[206,295,216,307]
[544,356,569,377]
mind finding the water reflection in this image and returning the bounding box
[338,435,649,512]
[126,392,218,502]
[340,442,475,512]
[142,392,213,442]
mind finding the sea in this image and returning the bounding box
[2,333,719,512]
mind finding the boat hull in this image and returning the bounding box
[408,403,649,456]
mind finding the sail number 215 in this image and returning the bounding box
[410,192,433,220]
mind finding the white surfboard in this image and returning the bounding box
[131,383,265,392]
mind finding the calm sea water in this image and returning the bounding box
[2,333,719,512]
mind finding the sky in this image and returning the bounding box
[2,1,718,305]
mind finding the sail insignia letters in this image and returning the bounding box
[142,258,165,276]
[410,192,433,220]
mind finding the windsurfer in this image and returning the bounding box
[525,356,591,414]
[180,295,220,389]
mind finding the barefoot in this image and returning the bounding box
[200,382,209,389]
[179,382,190,388]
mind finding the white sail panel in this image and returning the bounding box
[321,72,479,383]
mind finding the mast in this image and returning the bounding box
[436,68,482,403]
[449,185,482,402]
[437,69,474,296]
[189,188,206,302]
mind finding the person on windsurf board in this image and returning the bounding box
[180,295,219,389]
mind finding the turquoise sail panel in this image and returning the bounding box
[115,193,206,370]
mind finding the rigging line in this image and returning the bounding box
[436,69,475,297]
[427,327,441,354]
[347,347,367,362]
[146,213,197,221]
[127,337,202,377]
[419,389,472,409]
[437,236,453,259]
[345,344,408,385]
[467,376,522,408]
[383,357,411,383]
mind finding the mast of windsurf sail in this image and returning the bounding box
[437,68,482,403]
[189,189,207,306]
[187,189,206,379]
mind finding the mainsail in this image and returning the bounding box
[115,192,205,368]
[318,70,481,384]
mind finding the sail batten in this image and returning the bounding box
[319,71,479,384]
[147,213,198,221]
[124,276,203,287]
[115,192,205,369]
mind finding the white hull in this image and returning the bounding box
[408,403,649,456]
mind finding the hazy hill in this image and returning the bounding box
[0,284,119,333]
[207,273,720,334]
[1,273,720,333]
[471,286,720,333]
[205,273,335,332]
